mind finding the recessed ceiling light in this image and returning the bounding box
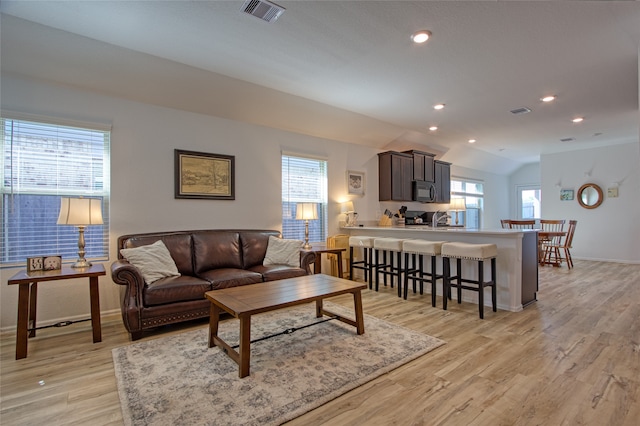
[468,139,476,144]
[411,30,432,44]
[541,95,556,102]
[433,103,445,110]
[572,117,584,123]
[429,126,438,131]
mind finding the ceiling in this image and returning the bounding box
[2,1,640,175]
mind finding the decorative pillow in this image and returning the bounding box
[263,236,303,267]
[120,240,181,284]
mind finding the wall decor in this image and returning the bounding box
[347,170,365,196]
[175,150,235,200]
[560,189,574,201]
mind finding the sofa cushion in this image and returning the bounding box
[120,240,181,284]
[193,232,243,274]
[198,268,263,290]
[121,233,194,276]
[263,236,303,267]
[249,264,307,282]
[240,231,280,269]
[143,275,211,306]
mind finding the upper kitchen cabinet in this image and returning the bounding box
[403,150,435,182]
[434,160,451,203]
[378,151,413,201]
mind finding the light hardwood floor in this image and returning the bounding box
[1,260,639,425]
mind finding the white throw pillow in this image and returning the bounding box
[120,240,181,284]
[263,236,303,267]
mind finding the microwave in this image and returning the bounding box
[412,180,437,202]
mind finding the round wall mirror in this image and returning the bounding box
[577,183,603,209]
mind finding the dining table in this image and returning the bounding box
[538,230,567,266]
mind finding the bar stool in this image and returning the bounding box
[441,242,497,319]
[373,237,405,297]
[402,240,447,306]
[349,236,374,287]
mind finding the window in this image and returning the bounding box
[450,178,484,229]
[1,115,110,266]
[517,185,541,219]
[281,154,327,243]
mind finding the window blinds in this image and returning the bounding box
[1,116,110,265]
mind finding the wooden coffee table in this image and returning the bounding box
[205,274,367,378]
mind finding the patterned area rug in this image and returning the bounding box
[112,302,445,426]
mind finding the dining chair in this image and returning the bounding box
[500,219,510,229]
[326,234,350,278]
[543,220,577,269]
[507,219,536,229]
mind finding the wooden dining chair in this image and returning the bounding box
[500,219,510,229]
[507,219,536,229]
[542,220,577,269]
[327,234,350,278]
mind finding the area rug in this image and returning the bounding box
[112,302,445,426]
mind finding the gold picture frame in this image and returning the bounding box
[175,149,235,200]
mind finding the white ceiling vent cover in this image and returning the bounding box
[241,0,285,23]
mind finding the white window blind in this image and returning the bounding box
[281,154,327,243]
[1,116,110,266]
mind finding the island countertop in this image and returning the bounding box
[341,226,539,312]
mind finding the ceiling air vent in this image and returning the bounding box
[241,0,285,23]
[560,137,575,142]
[510,107,531,115]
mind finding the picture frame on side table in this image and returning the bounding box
[175,149,235,200]
[43,255,62,271]
[560,189,574,201]
[27,257,43,273]
[347,170,365,196]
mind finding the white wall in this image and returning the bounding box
[1,74,387,329]
[541,143,640,262]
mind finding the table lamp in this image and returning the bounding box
[57,197,104,268]
[340,201,357,227]
[450,198,466,226]
[295,202,318,249]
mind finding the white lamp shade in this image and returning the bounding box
[340,201,355,214]
[450,198,466,211]
[295,202,318,220]
[57,197,104,225]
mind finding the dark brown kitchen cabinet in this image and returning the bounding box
[434,160,451,203]
[403,150,435,182]
[378,151,413,201]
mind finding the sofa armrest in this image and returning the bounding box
[110,259,146,333]
[300,250,316,275]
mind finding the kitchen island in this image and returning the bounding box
[342,226,538,312]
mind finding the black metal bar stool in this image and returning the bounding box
[373,237,405,297]
[348,236,374,287]
[441,242,498,319]
[402,239,447,306]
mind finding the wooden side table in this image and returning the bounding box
[7,264,106,359]
[304,245,346,278]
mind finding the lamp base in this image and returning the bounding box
[72,259,92,268]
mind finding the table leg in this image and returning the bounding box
[336,252,344,278]
[315,299,323,318]
[208,303,221,348]
[315,255,322,275]
[28,282,37,338]
[238,315,251,378]
[353,290,365,335]
[89,276,102,343]
[16,283,30,359]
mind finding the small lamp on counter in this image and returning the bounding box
[296,202,318,250]
[57,197,104,268]
[340,201,357,227]
[450,198,466,226]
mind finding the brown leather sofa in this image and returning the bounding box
[111,229,315,340]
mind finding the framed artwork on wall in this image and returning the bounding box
[560,189,574,201]
[347,170,365,196]
[175,149,235,200]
